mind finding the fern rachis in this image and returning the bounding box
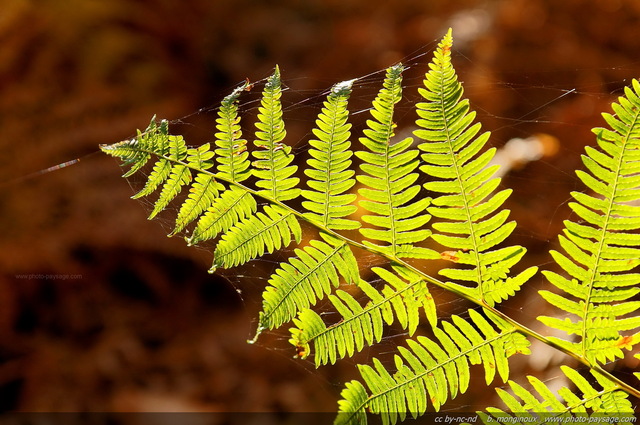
[101,29,640,423]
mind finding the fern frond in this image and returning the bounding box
[356,63,437,260]
[211,204,301,271]
[252,66,300,201]
[414,28,536,306]
[481,366,635,424]
[290,265,437,366]
[101,31,640,424]
[539,79,640,364]
[336,309,530,425]
[255,232,360,335]
[302,79,359,230]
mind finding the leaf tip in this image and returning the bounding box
[332,78,357,96]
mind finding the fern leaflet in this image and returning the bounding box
[252,66,300,201]
[539,79,640,364]
[302,79,360,230]
[185,81,254,242]
[414,29,537,306]
[211,204,301,271]
[481,366,635,424]
[215,80,253,183]
[356,63,436,259]
[254,232,360,334]
[187,186,257,246]
[289,265,437,366]
[336,309,530,425]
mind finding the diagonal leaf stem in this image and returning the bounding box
[104,137,640,402]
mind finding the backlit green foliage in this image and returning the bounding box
[101,29,639,424]
[539,79,640,364]
[481,366,635,424]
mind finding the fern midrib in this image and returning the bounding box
[434,73,485,300]
[580,105,640,360]
[381,73,403,256]
[129,146,640,401]
[266,103,282,201]
[322,100,346,228]
[221,119,245,183]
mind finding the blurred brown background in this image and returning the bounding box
[1,0,639,417]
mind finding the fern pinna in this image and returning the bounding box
[539,80,640,364]
[101,29,640,423]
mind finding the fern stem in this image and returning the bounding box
[126,144,640,401]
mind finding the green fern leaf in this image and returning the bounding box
[152,143,219,222]
[481,366,635,423]
[290,265,437,366]
[215,80,252,183]
[255,232,359,335]
[414,28,536,306]
[336,309,530,425]
[132,134,185,202]
[187,186,257,245]
[252,66,300,201]
[356,63,437,260]
[540,78,640,364]
[336,381,369,425]
[106,118,198,222]
[172,81,251,236]
[100,31,640,424]
[302,79,359,230]
[101,117,172,199]
[101,117,167,178]
[171,145,221,236]
[101,118,201,224]
[211,204,301,271]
